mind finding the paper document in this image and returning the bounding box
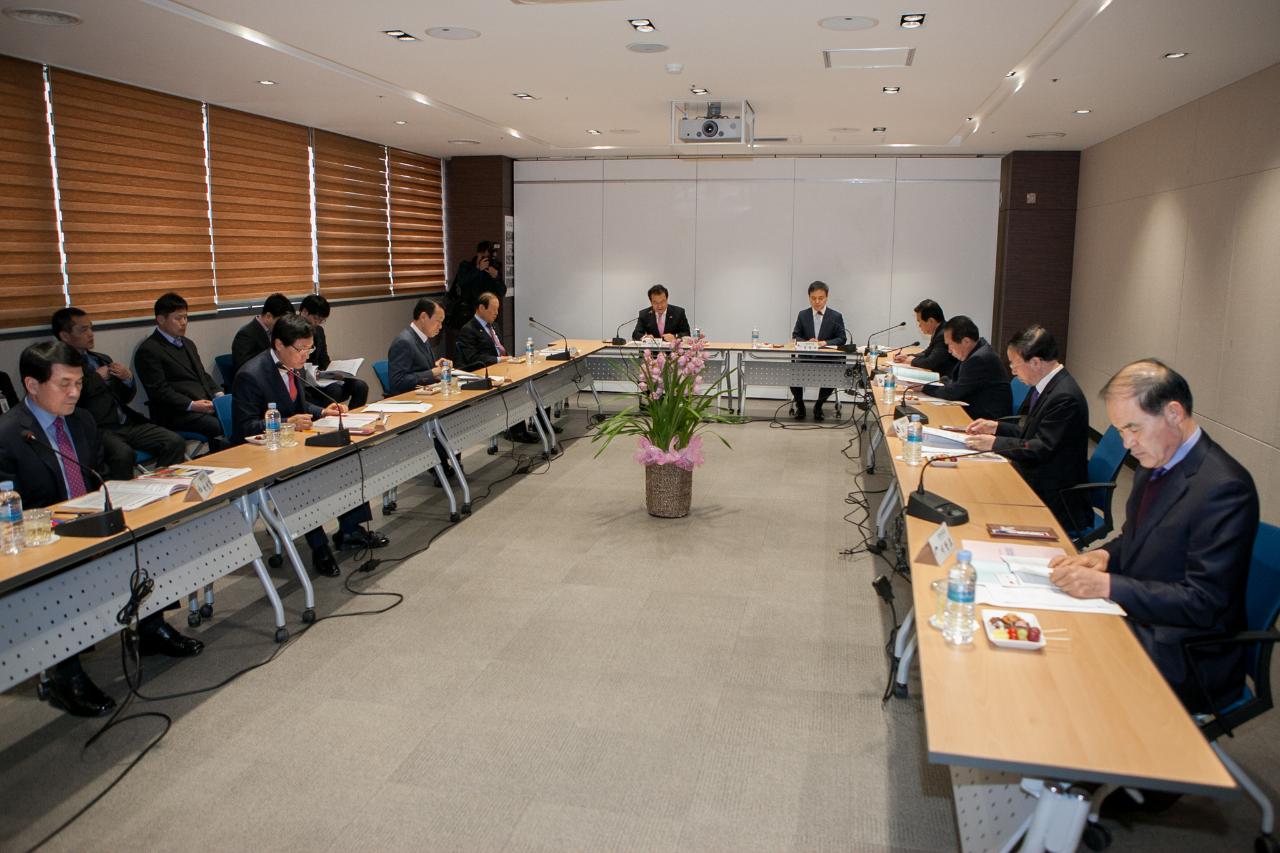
[363,401,432,414]
[908,395,965,406]
[892,365,940,385]
[59,480,189,512]
[921,426,967,448]
[961,539,1125,616]
[141,465,251,486]
[312,413,382,431]
[319,357,363,379]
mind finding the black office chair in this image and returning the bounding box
[0,370,18,413]
[1058,426,1128,549]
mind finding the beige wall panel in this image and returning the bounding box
[1189,63,1280,187]
[1199,418,1279,526]
[1076,106,1197,210]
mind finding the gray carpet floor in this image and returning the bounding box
[0,399,1274,852]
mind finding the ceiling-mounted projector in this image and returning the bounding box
[671,99,755,146]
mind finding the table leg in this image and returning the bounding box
[252,487,317,628]
[430,421,468,520]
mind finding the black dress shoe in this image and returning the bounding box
[506,427,540,445]
[138,621,205,657]
[333,529,390,550]
[551,423,564,435]
[794,405,807,421]
[312,543,340,577]
[813,407,825,423]
[45,671,116,717]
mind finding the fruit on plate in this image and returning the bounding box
[987,613,1043,644]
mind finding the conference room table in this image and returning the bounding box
[865,365,1236,852]
[0,341,606,691]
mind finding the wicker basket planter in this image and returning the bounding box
[644,463,693,518]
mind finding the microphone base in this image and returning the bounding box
[545,352,571,362]
[306,428,352,447]
[461,378,493,391]
[609,337,627,346]
[58,507,126,538]
[906,490,970,526]
[894,403,929,424]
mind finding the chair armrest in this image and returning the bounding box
[1058,482,1119,494]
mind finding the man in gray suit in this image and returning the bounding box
[388,298,448,395]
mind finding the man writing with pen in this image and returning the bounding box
[232,314,388,578]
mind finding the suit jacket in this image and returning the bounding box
[992,368,1091,528]
[791,308,847,346]
[0,403,104,509]
[0,371,19,413]
[921,338,1011,421]
[231,350,321,443]
[910,328,958,375]
[446,259,506,330]
[388,327,440,395]
[632,304,691,340]
[306,324,331,371]
[230,318,271,378]
[456,317,503,371]
[76,351,146,430]
[1102,432,1258,710]
[134,330,222,427]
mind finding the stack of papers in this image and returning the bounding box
[142,465,252,486]
[961,539,1125,615]
[892,365,940,385]
[312,413,382,431]
[364,401,432,414]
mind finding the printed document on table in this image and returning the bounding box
[364,401,432,414]
[961,538,1125,615]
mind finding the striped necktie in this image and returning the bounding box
[53,418,87,498]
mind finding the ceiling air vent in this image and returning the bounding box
[822,47,915,69]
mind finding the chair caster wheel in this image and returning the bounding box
[382,502,397,516]
[187,612,201,627]
[1082,821,1112,851]
[274,627,289,643]
[36,680,49,700]
[487,445,498,455]
[449,512,461,523]
[268,554,284,568]
[1255,834,1279,853]
[302,608,316,624]
[892,682,909,699]
[461,503,472,515]
[199,603,213,618]
[866,465,876,475]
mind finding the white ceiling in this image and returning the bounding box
[1,0,1277,159]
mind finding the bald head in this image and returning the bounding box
[1102,359,1197,469]
[1100,359,1192,417]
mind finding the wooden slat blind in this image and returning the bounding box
[49,70,214,316]
[207,106,313,304]
[313,130,391,299]
[0,56,65,329]
[388,147,445,293]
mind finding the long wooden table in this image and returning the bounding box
[866,364,1235,852]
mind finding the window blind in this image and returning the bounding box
[313,130,391,299]
[388,147,445,293]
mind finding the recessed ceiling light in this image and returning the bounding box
[586,129,602,135]
[882,86,901,94]
[394,120,407,125]
[872,126,887,133]
[899,13,925,28]
[1006,71,1017,78]
[628,18,656,33]
[257,80,277,86]
[449,139,481,145]
[1163,51,1189,59]
[626,42,668,53]
[1073,108,1091,114]
[828,126,861,133]
[382,29,417,41]
[513,92,536,100]
[426,26,480,40]
[690,86,709,95]
[2,7,81,25]
[1027,131,1066,138]
[818,15,878,31]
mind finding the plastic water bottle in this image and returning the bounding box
[0,481,23,555]
[943,550,977,646]
[264,403,281,451]
[441,361,452,396]
[882,370,896,405]
[525,337,534,365]
[904,414,923,466]
[751,328,760,348]
[693,326,701,340]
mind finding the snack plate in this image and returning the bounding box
[981,608,1046,651]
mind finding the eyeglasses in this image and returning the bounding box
[291,344,316,355]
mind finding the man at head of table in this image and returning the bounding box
[918,315,1011,422]
[789,280,847,422]
[1050,358,1258,713]
[632,284,691,343]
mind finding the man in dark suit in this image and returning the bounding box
[230,293,294,379]
[919,315,1011,421]
[445,240,505,331]
[1051,359,1258,713]
[53,307,186,480]
[388,297,449,395]
[632,284,691,342]
[456,291,508,371]
[962,325,1090,528]
[895,298,957,375]
[0,342,203,716]
[299,294,368,409]
[134,292,226,444]
[789,280,847,422]
[232,315,388,576]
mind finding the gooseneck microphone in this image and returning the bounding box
[883,341,920,357]
[22,430,126,537]
[865,321,907,352]
[606,316,634,346]
[906,444,1025,526]
[528,316,571,361]
[290,368,351,447]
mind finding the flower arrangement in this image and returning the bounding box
[592,336,742,469]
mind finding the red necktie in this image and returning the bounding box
[488,325,506,356]
[53,418,87,498]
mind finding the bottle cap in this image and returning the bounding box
[0,481,12,491]
[956,549,972,563]
[910,414,920,421]
[268,402,277,408]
